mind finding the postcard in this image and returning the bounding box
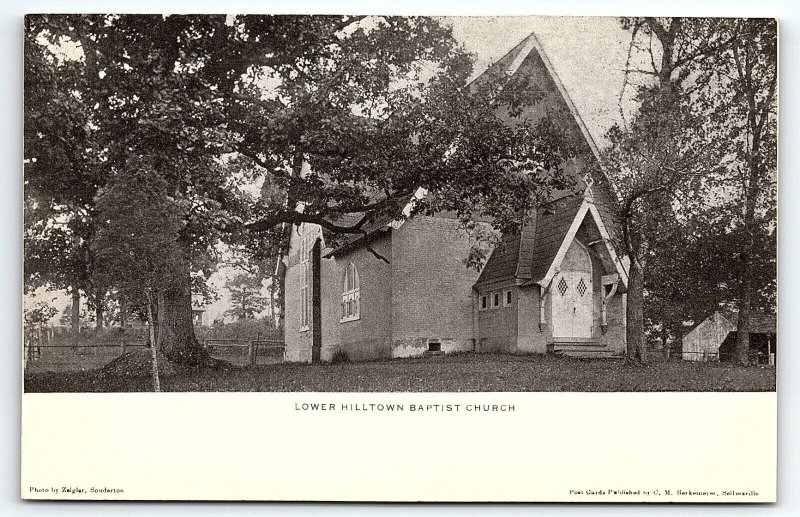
[21,13,777,502]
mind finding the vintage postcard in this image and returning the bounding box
[22,14,777,502]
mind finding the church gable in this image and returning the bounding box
[472,29,630,295]
[285,29,630,363]
[474,191,627,293]
[474,193,583,290]
[528,194,585,283]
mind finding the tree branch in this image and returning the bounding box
[246,210,371,234]
[365,245,390,264]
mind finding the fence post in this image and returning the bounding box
[248,341,255,366]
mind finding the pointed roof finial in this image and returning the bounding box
[583,173,595,198]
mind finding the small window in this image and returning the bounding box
[480,295,488,311]
[504,289,512,307]
[428,340,441,352]
[557,277,568,297]
[577,278,587,297]
[493,292,500,308]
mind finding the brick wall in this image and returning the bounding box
[517,285,550,353]
[319,257,342,358]
[390,216,478,357]
[476,285,518,352]
[284,224,313,363]
[320,232,393,361]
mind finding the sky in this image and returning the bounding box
[443,16,644,147]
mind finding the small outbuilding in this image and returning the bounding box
[682,310,776,363]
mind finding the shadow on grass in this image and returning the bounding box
[24,352,776,393]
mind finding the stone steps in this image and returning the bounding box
[548,341,616,358]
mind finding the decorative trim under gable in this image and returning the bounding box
[533,196,629,290]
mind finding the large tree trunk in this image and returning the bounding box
[145,291,161,392]
[735,187,758,365]
[625,257,646,365]
[156,256,212,367]
[71,286,80,344]
[95,292,104,331]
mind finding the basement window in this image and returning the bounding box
[428,340,441,352]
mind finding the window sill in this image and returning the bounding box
[299,326,310,333]
[340,316,361,323]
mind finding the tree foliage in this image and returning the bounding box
[224,273,269,320]
[609,18,777,362]
[25,14,572,365]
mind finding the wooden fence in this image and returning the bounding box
[24,342,149,373]
[679,349,775,365]
[204,339,286,366]
[23,326,286,373]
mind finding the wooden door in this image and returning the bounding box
[551,239,594,340]
[552,272,593,340]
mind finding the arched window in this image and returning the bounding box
[341,262,360,322]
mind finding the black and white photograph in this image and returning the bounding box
[19,10,781,504]
[23,14,777,393]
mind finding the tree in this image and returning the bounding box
[608,17,776,364]
[719,20,778,364]
[605,82,720,363]
[24,16,105,341]
[92,163,188,387]
[225,273,268,320]
[26,15,571,367]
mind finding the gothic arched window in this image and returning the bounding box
[341,262,361,322]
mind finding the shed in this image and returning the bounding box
[682,310,776,363]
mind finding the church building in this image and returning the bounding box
[282,32,629,362]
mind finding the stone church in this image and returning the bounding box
[282,32,629,362]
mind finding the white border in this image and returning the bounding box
[6,1,800,515]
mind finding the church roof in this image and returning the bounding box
[460,17,632,150]
[472,29,625,290]
[325,29,624,275]
[475,193,584,288]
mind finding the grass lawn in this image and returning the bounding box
[24,352,776,393]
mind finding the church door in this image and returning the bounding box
[551,241,593,340]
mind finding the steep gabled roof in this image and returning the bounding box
[470,29,631,291]
[475,193,582,288]
[528,194,585,282]
[474,228,525,286]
